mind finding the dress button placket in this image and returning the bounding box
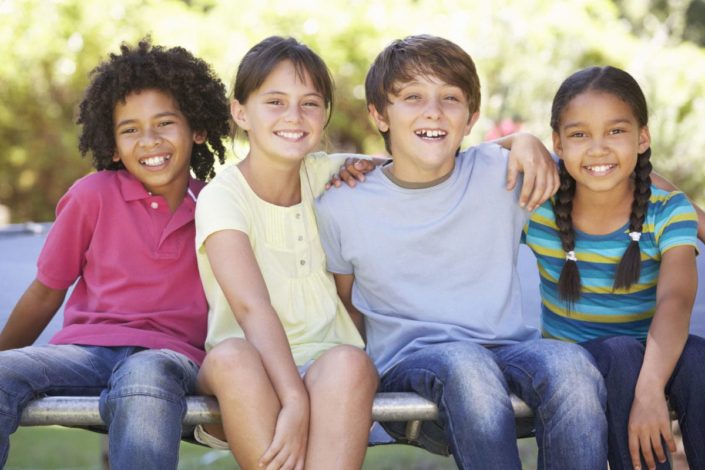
[295,212,307,272]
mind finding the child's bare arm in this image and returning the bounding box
[205,230,309,469]
[326,155,389,189]
[0,279,66,351]
[333,273,365,339]
[492,132,559,211]
[628,244,696,470]
[652,172,705,243]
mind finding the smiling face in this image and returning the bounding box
[553,90,650,199]
[113,89,205,209]
[231,60,327,167]
[369,75,478,183]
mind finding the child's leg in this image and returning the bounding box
[666,334,705,468]
[303,345,377,470]
[499,338,607,470]
[379,341,522,470]
[0,344,122,467]
[579,336,663,470]
[196,338,280,468]
[99,348,199,470]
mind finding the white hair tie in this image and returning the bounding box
[629,232,641,242]
[566,250,577,262]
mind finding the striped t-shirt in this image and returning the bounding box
[522,186,697,343]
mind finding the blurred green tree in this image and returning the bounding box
[1,0,704,223]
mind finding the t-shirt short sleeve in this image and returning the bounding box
[303,152,372,198]
[315,188,354,275]
[37,178,98,290]
[195,169,250,250]
[654,191,698,254]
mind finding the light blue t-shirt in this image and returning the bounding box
[315,143,539,374]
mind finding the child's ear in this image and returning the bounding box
[368,104,389,133]
[193,130,207,145]
[463,111,480,136]
[552,131,564,159]
[638,126,651,154]
[231,99,250,131]
[112,153,121,163]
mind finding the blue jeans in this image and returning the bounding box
[0,345,199,469]
[582,334,705,470]
[379,339,607,470]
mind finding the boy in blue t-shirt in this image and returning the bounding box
[316,35,608,469]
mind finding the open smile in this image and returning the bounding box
[414,129,447,141]
[139,154,171,167]
[583,163,616,176]
[274,130,307,141]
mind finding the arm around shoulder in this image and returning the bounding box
[490,132,559,211]
[652,172,705,243]
[0,279,67,350]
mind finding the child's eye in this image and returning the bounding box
[404,94,421,101]
[568,131,585,138]
[158,120,174,127]
[267,99,283,106]
[444,95,461,102]
[609,128,625,135]
[303,101,321,108]
[119,128,136,135]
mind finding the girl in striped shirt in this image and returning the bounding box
[523,66,704,470]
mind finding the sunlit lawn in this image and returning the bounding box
[6,426,538,469]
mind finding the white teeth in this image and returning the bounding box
[415,129,447,138]
[140,155,169,167]
[586,164,614,173]
[276,131,304,140]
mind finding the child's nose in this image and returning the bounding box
[139,128,162,147]
[423,97,442,120]
[283,104,303,123]
[587,138,608,156]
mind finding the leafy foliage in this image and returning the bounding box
[2,0,704,222]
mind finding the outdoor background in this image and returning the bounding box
[1,0,705,224]
[1,0,704,468]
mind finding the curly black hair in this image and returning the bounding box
[77,38,230,181]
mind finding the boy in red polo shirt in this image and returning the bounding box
[0,39,229,469]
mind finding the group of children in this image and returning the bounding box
[0,31,703,470]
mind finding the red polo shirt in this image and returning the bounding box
[38,170,207,364]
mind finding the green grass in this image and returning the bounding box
[6,426,538,469]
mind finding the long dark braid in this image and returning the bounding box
[614,148,652,290]
[550,65,650,302]
[553,161,580,303]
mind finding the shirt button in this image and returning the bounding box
[300,260,306,266]
[295,213,301,219]
[298,236,304,241]
[150,202,159,209]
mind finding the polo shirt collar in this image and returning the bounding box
[116,170,204,206]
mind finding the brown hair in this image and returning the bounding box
[231,36,334,138]
[551,66,652,304]
[365,35,481,153]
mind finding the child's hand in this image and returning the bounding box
[627,390,675,470]
[259,401,309,470]
[326,158,376,189]
[505,133,559,211]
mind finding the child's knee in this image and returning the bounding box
[306,346,377,391]
[204,338,260,369]
[200,339,264,388]
[108,350,196,398]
